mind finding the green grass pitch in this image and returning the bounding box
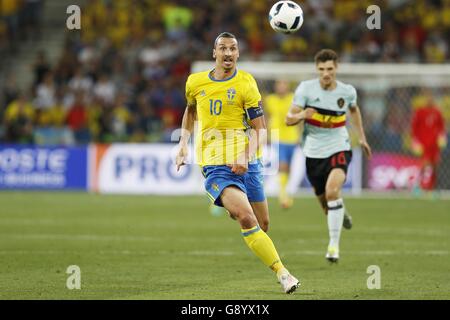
[0,192,449,300]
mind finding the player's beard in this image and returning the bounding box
[223,58,235,72]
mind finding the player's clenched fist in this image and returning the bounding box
[228,163,248,175]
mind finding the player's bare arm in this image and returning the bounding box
[349,105,372,159]
[285,104,317,126]
[176,102,197,171]
[264,106,272,144]
[247,115,267,161]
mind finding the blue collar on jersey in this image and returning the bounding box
[208,68,237,82]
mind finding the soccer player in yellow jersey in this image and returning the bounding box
[265,80,300,209]
[176,32,300,294]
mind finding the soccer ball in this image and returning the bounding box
[269,1,304,34]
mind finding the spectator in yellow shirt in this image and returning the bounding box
[3,94,35,143]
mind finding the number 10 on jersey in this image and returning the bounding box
[209,99,222,115]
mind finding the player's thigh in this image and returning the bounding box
[203,165,246,207]
[221,186,257,226]
[279,143,295,172]
[279,161,290,172]
[250,200,269,232]
[325,168,347,200]
[305,158,327,197]
[245,162,266,203]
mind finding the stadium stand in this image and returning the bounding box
[0,0,448,146]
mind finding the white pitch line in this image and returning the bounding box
[0,232,448,249]
[0,249,448,256]
[0,233,238,243]
[0,234,163,242]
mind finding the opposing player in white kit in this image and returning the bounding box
[285,49,372,263]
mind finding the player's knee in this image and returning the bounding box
[325,188,340,201]
[236,211,258,228]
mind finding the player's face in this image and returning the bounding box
[213,37,239,71]
[317,61,337,87]
[275,80,290,95]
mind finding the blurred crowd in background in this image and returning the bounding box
[0,0,449,147]
[0,0,43,54]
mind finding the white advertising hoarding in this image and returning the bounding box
[92,144,203,194]
[92,144,362,196]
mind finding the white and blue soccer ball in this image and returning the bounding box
[269,1,304,34]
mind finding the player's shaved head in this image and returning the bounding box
[214,32,237,48]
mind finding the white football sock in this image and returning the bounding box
[327,198,345,249]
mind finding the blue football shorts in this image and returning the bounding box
[278,143,296,165]
[202,160,265,207]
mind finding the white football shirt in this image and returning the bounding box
[293,78,357,158]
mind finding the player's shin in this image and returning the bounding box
[279,172,289,198]
[327,198,345,249]
[241,225,285,274]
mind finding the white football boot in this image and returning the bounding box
[326,246,339,263]
[277,270,300,294]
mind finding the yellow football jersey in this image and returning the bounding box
[185,69,263,166]
[265,93,299,144]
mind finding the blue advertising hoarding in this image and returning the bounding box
[0,145,88,190]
